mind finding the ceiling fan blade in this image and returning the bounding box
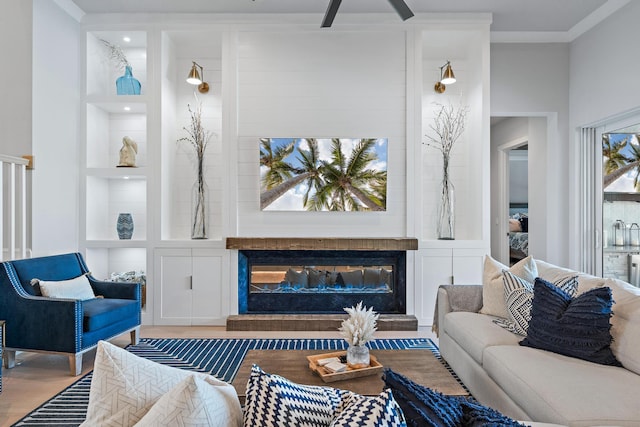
[387,0,414,21]
[321,0,342,28]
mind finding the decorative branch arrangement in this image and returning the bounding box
[178,100,212,239]
[424,100,469,240]
[98,38,130,71]
[338,301,379,347]
[424,101,469,160]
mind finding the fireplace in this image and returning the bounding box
[229,238,417,315]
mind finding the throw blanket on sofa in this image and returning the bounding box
[432,285,483,335]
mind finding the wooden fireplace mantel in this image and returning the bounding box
[225,237,418,251]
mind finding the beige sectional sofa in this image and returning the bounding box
[436,258,640,427]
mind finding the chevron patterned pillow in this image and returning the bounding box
[243,364,349,426]
[330,389,406,427]
[244,365,406,427]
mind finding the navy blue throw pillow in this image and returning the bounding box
[520,278,622,366]
[383,368,463,427]
[460,399,525,427]
[383,369,526,427]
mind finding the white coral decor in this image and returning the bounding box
[339,301,379,346]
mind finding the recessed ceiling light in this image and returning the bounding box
[123,176,130,180]
[124,106,131,111]
[123,36,131,43]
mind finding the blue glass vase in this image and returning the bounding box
[116,66,141,95]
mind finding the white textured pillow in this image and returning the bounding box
[33,275,95,300]
[135,374,239,427]
[80,341,242,427]
[480,255,537,319]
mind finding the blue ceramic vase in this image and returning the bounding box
[116,66,141,95]
[117,213,134,239]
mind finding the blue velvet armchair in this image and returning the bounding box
[0,253,141,375]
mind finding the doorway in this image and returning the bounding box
[491,116,547,265]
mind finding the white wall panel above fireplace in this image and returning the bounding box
[235,30,407,237]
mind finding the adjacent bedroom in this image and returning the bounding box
[508,145,529,265]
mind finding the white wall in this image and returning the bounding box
[31,0,80,256]
[0,1,32,157]
[491,43,570,266]
[569,2,640,128]
[235,30,407,237]
[568,1,640,270]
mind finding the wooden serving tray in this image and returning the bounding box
[307,351,383,383]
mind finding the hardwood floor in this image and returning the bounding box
[0,326,434,426]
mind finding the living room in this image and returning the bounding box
[1,1,639,426]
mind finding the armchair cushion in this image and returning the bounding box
[83,298,140,332]
[34,274,95,300]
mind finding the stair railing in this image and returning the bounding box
[1,154,29,261]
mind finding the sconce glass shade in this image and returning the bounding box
[186,63,202,85]
[440,62,456,85]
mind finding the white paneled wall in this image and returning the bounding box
[236,30,407,237]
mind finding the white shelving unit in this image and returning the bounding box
[81,29,151,322]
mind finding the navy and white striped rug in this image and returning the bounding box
[12,337,443,427]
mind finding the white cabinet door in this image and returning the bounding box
[452,249,484,284]
[154,248,226,325]
[191,253,224,325]
[415,248,486,327]
[155,249,192,325]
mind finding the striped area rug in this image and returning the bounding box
[12,337,445,427]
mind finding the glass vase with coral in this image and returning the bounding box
[338,301,379,369]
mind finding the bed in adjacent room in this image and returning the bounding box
[508,203,528,262]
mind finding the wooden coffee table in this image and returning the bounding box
[232,349,468,403]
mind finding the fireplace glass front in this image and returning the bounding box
[238,250,406,314]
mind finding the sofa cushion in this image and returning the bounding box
[82,298,139,332]
[520,279,621,366]
[81,341,241,427]
[480,255,537,319]
[605,277,640,375]
[443,311,521,365]
[483,345,640,426]
[534,259,606,294]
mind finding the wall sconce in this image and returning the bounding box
[434,61,456,93]
[186,61,209,94]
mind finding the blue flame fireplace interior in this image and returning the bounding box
[238,249,406,314]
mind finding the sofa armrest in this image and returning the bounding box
[434,285,483,337]
[89,279,140,300]
[4,295,83,353]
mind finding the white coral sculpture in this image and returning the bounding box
[338,301,379,346]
